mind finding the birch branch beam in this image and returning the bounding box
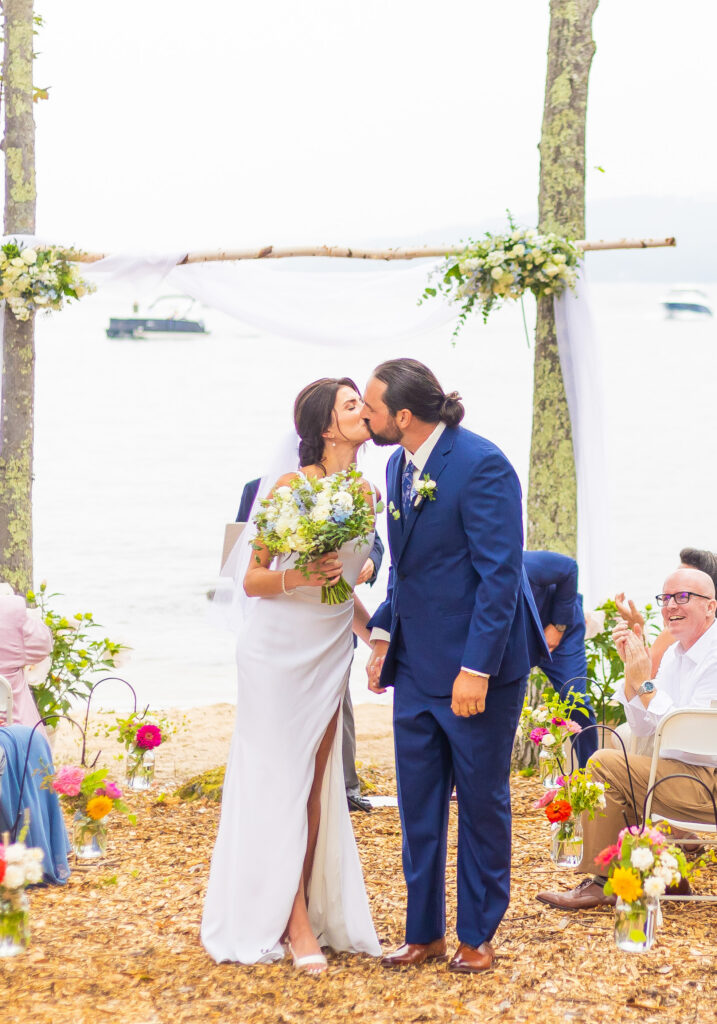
[66,236,676,264]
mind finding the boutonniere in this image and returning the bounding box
[414,474,437,507]
[387,500,401,521]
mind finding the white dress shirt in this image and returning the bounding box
[615,619,717,766]
[370,422,488,678]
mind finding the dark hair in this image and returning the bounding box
[372,358,464,427]
[293,377,359,468]
[679,547,717,592]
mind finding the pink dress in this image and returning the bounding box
[0,594,52,732]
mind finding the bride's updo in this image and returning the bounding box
[294,377,360,468]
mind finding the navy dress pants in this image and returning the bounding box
[392,639,527,948]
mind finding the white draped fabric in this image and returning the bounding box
[2,240,608,603]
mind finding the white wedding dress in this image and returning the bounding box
[201,535,381,963]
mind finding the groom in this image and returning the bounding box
[363,358,545,973]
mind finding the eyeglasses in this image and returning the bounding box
[655,591,713,607]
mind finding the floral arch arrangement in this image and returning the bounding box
[0,240,95,321]
[423,218,581,336]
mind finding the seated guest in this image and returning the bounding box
[616,546,717,675]
[236,476,384,814]
[0,582,53,734]
[524,551,598,766]
[537,567,717,910]
[0,725,71,884]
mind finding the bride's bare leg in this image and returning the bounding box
[286,706,340,961]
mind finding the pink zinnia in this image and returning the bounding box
[594,843,620,868]
[52,766,84,797]
[618,825,666,852]
[532,788,560,809]
[551,717,567,727]
[135,724,162,749]
[530,727,549,744]
[565,720,583,734]
[96,782,122,800]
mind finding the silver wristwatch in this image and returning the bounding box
[636,680,656,696]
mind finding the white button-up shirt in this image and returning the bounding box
[616,619,717,766]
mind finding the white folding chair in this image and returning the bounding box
[644,707,717,903]
[0,674,13,726]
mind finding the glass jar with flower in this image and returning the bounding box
[0,836,44,956]
[535,768,607,867]
[109,712,168,791]
[518,689,589,787]
[598,825,692,953]
[43,766,135,861]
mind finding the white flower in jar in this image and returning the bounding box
[630,847,654,871]
[3,865,25,889]
[643,875,666,898]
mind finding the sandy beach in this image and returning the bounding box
[52,702,396,788]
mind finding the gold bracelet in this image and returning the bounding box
[281,570,295,596]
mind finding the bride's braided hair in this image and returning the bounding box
[294,377,360,469]
[372,358,464,427]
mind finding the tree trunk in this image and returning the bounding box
[0,0,36,594]
[527,0,599,555]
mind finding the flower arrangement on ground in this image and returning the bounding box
[421,218,581,335]
[518,688,589,784]
[597,825,695,952]
[25,582,128,723]
[252,467,376,604]
[534,768,607,866]
[44,765,135,859]
[107,711,172,790]
[0,240,94,321]
[0,837,44,956]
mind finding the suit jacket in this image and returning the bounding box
[236,477,385,584]
[368,425,546,696]
[523,550,585,661]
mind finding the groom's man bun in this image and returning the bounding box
[372,358,465,427]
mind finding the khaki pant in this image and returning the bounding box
[577,748,717,873]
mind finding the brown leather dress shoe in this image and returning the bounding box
[380,937,447,967]
[448,941,495,973]
[536,877,616,911]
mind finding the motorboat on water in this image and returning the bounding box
[106,295,208,338]
[661,286,713,318]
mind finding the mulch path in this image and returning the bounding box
[3,771,715,1024]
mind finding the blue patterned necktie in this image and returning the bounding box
[401,459,415,520]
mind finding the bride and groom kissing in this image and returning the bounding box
[201,357,546,975]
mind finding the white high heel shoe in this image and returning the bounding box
[286,940,328,976]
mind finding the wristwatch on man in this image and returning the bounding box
[553,624,568,632]
[636,680,656,697]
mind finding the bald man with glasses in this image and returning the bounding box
[537,567,717,911]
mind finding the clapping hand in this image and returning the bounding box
[615,592,645,632]
[622,627,652,695]
[612,619,645,662]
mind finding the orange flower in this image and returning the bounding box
[545,799,572,824]
[86,795,113,820]
[610,866,643,903]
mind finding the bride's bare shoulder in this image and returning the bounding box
[271,471,301,490]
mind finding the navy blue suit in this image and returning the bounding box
[523,551,598,767]
[369,425,546,947]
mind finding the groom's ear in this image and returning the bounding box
[396,409,412,430]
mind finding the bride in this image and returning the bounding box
[201,377,382,973]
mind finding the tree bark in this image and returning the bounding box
[0,0,37,593]
[527,0,599,555]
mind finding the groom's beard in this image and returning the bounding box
[365,420,403,447]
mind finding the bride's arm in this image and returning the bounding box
[244,543,344,597]
[352,592,371,646]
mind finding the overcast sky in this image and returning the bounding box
[31,1,716,253]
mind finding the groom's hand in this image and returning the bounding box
[451,671,489,717]
[367,640,389,694]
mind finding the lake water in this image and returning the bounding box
[29,280,717,709]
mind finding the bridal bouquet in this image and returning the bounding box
[252,467,375,604]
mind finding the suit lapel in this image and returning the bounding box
[386,450,404,557]
[397,427,455,563]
